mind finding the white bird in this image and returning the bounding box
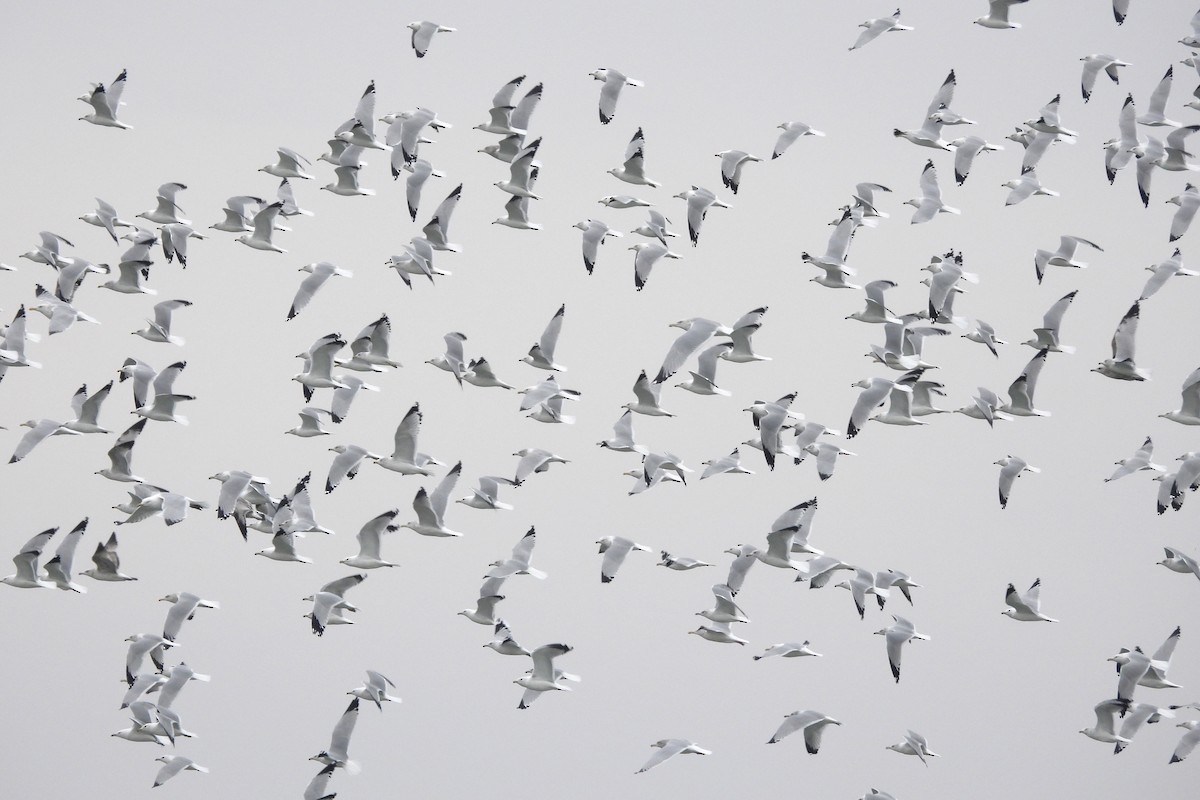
[636,739,712,773]
[132,299,191,346]
[610,127,660,187]
[80,197,134,241]
[1034,236,1102,285]
[260,146,314,180]
[597,410,647,455]
[698,583,749,624]
[660,551,712,571]
[599,194,652,209]
[522,304,567,371]
[377,404,440,476]
[1141,249,1197,301]
[1159,546,1200,581]
[772,121,824,159]
[1106,436,1164,482]
[1000,349,1051,417]
[460,593,505,626]
[81,532,136,582]
[152,756,208,788]
[464,357,515,390]
[1168,184,1200,241]
[1024,290,1078,353]
[1003,578,1058,622]
[457,475,516,511]
[325,445,382,493]
[340,509,401,569]
[574,219,622,275]
[1138,66,1182,127]
[754,642,822,661]
[514,643,574,706]
[1,527,56,589]
[700,448,753,479]
[1161,366,1200,426]
[996,456,1040,509]
[495,137,541,199]
[655,317,724,383]
[1081,54,1130,103]
[286,408,333,438]
[289,262,352,321]
[485,620,530,657]
[408,21,455,57]
[402,462,462,537]
[486,526,547,580]
[1093,302,1149,381]
[160,591,219,641]
[307,574,366,636]
[848,377,908,438]
[256,530,312,564]
[624,370,674,417]
[674,185,730,246]
[590,68,643,124]
[886,730,940,766]
[124,633,174,683]
[629,242,683,291]
[689,619,748,645]
[766,710,842,751]
[511,448,568,486]
[311,698,361,773]
[893,70,956,150]
[422,184,463,252]
[235,201,287,253]
[950,135,1002,185]
[1080,699,1131,745]
[875,615,929,682]
[349,670,401,710]
[974,0,1030,28]
[1171,721,1200,763]
[715,150,762,194]
[849,8,912,50]
[79,69,130,129]
[847,280,902,325]
[9,419,78,464]
[596,536,651,583]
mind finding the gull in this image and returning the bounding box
[875,615,928,682]
[378,403,440,476]
[636,451,693,489]
[597,410,648,454]
[871,376,928,427]
[289,262,351,321]
[234,201,287,253]
[887,730,940,766]
[453,594,501,623]
[674,185,729,247]
[597,536,651,583]
[422,184,463,251]
[1003,578,1059,622]
[81,532,136,581]
[19,229,74,267]
[629,242,682,290]
[307,574,366,636]
[276,178,312,217]
[79,69,130,129]
[311,699,361,774]
[494,194,541,230]
[408,20,455,57]
[636,739,711,774]
[475,74,526,135]
[349,671,401,710]
[1161,366,1200,424]
[1002,168,1058,206]
[100,261,155,295]
[600,194,652,209]
[748,392,800,471]
[152,756,208,788]
[521,304,567,371]
[836,567,889,619]
[767,497,823,556]
[795,556,854,589]
[1093,302,1149,381]
[715,150,762,194]
[133,360,192,425]
[1025,290,1078,353]
[96,419,148,482]
[1026,94,1078,138]
[698,583,749,624]
[804,443,856,481]
[1168,184,1200,241]
[386,238,446,288]
[909,374,949,416]
[52,257,108,303]
[802,213,856,274]
[485,620,530,656]
[160,592,219,641]
[850,9,912,50]
[303,765,337,800]
[996,456,1040,509]
[1138,67,1182,126]
[1034,236,1102,285]
[9,419,79,464]
[1000,349,1051,417]
[1159,546,1200,580]
[631,209,677,245]
[772,121,824,159]
[1113,648,1153,712]
[286,408,333,439]
[325,445,382,493]
[487,526,547,579]
[0,306,39,379]
[610,127,660,187]
[848,376,908,438]
[1171,722,1200,763]
[1136,127,1200,208]
[213,469,272,520]
[754,526,804,570]
[754,642,822,661]
[464,357,515,390]
[340,509,401,569]
[80,198,134,242]
[894,70,955,150]
[402,462,463,537]
[1107,436,1164,481]
[403,159,443,220]
[323,163,373,197]
[723,544,759,594]
[950,135,1002,185]
[124,633,174,683]
[1110,703,1174,754]
[701,448,754,479]
[512,448,568,486]
[114,484,208,527]
[518,375,580,413]
[509,81,542,135]
[974,0,1029,28]
[1103,95,1140,183]
[590,68,643,124]
[260,146,314,179]
[256,530,312,563]
[766,710,842,750]
[847,280,902,325]
[1081,54,1130,103]
[480,132,525,163]
[963,320,1005,357]
[1142,249,1198,301]
[131,298,191,346]
[689,620,748,645]
[137,182,190,225]
[339,315,400,372]
[1115,626,1183,691]
[655,317,724,383]
[495,137,541,198]
[574,219,622,274]
[457,475,516,511]
[294,334,349,399]
[1,527,56,589]
[660,551,713,571]
[515,643,574,707]
[624,370,675,416]
[387,108,449,167]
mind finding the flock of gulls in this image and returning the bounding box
[7,2,1200,798]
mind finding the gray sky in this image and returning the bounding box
[3,1,1200,797]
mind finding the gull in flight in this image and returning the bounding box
[485,620,530,656]
[311,698,361,774]
[849,8,912,51]
[875,615,928,682]
[660,551,712,571]
[378,404,440,476]
[893,70,956,151]
[1080,54,1130,103]
[1141,249,1197,301]
[1107,437,1163,481]
[422,184,463,252]
[475,74,527,135]
[9,419,79,464]
[610,127,660,187]
[81,532,136,582]
[596,536,651,582]
[160,592,219,642]
[1158,546,1200,581]
[514,643,574,707]
[1034,236,1102,285]
[974,0,1030,29]
[948,135,1002,186]
[772,122,824,159]
[1024,290,1078,353]
[349,670,401,710]
[235,201,286,253]
[597,410,648,454]
[674,185,730,247]
[289,262,352,321]
[80,197,134,242]
[754,642,822,660]
[996,456,1040,509]
[152,756,208,788]
[487,526,547,580]
[511,448,568,486]
[590,68,643,125]
[521,304,567,371]
[307,574,366,636]
[464,357,515,390]
[629,242,682,291]
[905,160,958,224]
[340,509,401,569]
[1160,367,1200,425]
[1081,699,1132,745]
[1138,67,1182,127]
[624,370,675,416]
[427,331,469,386]
[700,447,753,479]
[574,219,622,275]
[79,69,130,129]
[260,146,314,180]
[1,527,57,589]
[689,620,748,645]
[404,159,444,219]
[408,21,455,57]
[401,462,462,537]
[339,314,401,372]
[1003,578,1059,622]
[1000,349,1051,417]
[1168,184,1200,241]
[655,317,724,383]
[325,445,382,493]
[1093,302,1148,381]
[715,150,762,194]
[636,739,711,774]
[697,583,749,624]
[1172,722,1200,763]
[131,299,191,346]
[886,729,940,766]
[457,475,517,511]
[766,710,842,751]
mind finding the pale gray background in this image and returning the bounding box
[2,1,1199,798]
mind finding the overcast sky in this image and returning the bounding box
[4,1,1200,798]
